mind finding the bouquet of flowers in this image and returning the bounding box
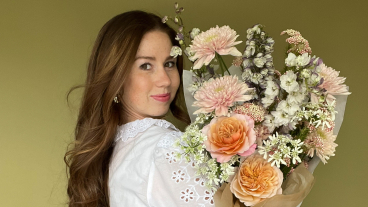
[165,3,350,207]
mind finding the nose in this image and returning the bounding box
[155,67,171,87]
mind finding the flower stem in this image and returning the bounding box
[216,53,231,76]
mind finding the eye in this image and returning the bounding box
[139,63,152,70]
[164,61,176,68]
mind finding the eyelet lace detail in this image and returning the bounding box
[157,131,182,149]
[115,118,178,142]
[157,131,215,206]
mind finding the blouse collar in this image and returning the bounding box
[115,118,178,142]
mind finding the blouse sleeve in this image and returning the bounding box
[147,130,215,207]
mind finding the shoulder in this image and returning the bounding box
[109,118,182,175]
[115,118,181,143]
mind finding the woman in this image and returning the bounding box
[64,11,214,207]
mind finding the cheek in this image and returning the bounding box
[123,75,149,105]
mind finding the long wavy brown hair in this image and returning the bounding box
[64,11,190,207]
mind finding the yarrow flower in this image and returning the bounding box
[281,29,312,54]
[189,25,242,69]
[233,103,266,122]
[193,76,253,116]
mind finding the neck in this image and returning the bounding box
[120,100,144,124]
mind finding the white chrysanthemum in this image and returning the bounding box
[190,25,242,69]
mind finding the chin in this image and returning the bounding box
[150,109,169,118]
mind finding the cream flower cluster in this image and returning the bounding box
[258,132,303,168]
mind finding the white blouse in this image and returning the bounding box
[109,118,214,207]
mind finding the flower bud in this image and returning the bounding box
[161,16,168,23]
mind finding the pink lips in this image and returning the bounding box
[151,93,170,102]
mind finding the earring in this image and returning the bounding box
[113,96,119,103]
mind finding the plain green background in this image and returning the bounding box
[1,0,367,206]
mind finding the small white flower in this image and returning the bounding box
[287,84,307,104]
[266,37,275,44]
[264,80,279,97]
[300,69,311,79]
[268,151,286,168]
[308,73,322,87]
[277,100,300,116]
[263,114,276,132]
[278,144,291,158]
[242,59,252,69]
[271,110,290,127]
[265,45,273,52]
[170,46,182,58]
[252,25,261,34]
[250,73,263,84]
[264,54,272,61]
[285,53,297,67]
[261,95,275,108]
[190,28,201,39]
[244,46,255,58]
[295,53,311,68]
[254,57,267,68]
[280,71,299,93]
[269,133,280,145]
[291,147,303,164]
[290,139,303,148]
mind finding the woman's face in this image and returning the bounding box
[122,30,180,122]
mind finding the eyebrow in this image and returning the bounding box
[135,56,176,61]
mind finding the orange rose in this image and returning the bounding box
[230,153,283,206]
[202,114,256,163]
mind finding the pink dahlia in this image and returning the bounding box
[318,63,350,96]
[304,128,338,164]
[193,76,253,116]
[189,25,242,69]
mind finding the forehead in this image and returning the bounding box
[136,31,173,56]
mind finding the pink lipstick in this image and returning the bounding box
[151,93,170,102]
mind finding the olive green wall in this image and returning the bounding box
[1,0,366,206]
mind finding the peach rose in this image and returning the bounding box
[202,114,256,163]
[230,153,283,206]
